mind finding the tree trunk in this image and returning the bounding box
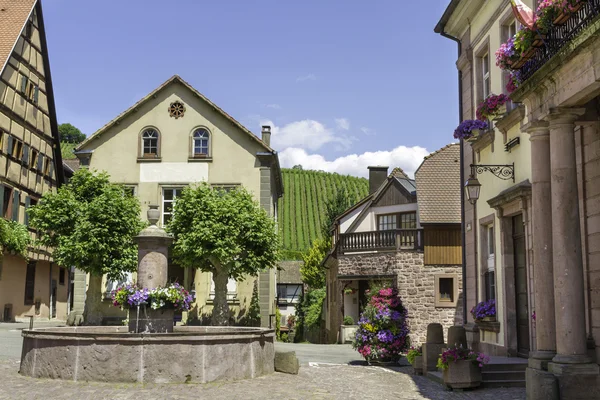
[83,274,104,325]
[211,266,230,326]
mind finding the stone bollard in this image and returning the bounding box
[422,323,446,372]
[275,351,300,374]
[447,326,468,349]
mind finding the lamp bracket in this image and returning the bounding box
[470,163,515,182]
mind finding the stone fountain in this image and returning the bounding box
[19,206,275,383]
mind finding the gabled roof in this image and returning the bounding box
[415,143,460,224]
[76,75,275,153]
[0,0,35,74]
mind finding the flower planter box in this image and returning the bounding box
[492,105,507,121]
[413,355,423,375]
[443,360,482,390]
[532,34,546,48]
[553,3,586,26]
[512,47,537,69]
[340,324,358,344]
[482,316,496,322]
[465,129,482,143]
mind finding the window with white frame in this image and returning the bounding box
[377,214,397,231]
[162,187,183,227]
[141,129,159,157]
[209,275,237,301]
[277,284,303,305]
[482,53,491,100]
[192,128,210,157]
[485,224,496,301]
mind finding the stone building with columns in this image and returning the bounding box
[436,0,600,397]
[71,75,283,327]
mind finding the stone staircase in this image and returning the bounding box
[481,359,527,388]
[426,357,527,388]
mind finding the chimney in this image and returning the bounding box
[261,125,271,146]
[368,166,389,194]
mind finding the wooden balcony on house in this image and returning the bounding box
[338,229,424,254]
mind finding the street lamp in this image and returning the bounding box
[464,175,481,205]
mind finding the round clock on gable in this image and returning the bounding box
[168,101,186,119]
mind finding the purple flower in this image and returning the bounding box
[454,120,489,140]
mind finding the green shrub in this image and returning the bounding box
[281,333,289,342]
[343,315,354,325]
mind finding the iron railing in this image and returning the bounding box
[338,229,423,254]
[521,0,600,82]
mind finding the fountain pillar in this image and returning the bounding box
[129,205,174,333]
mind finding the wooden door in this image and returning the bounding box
[513,214,530,357]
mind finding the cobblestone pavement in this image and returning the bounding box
[0,358,525,400]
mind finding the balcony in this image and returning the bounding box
[338,229,424,254]
[520,1,600,82]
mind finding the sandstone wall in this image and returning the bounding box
[338,252,463,346]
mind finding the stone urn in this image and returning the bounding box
[413,355,423,375]
[442,360,482,389]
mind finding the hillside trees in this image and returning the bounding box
[28,169,143,324]
[58,123,86,144]
[167,183,280,326]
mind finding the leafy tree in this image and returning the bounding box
[167,182,280,326]
[28,169,143,324]
[300,238,329,288]
[0,219,31,257]
[58,123,86,144]
[292,165,303,170]
[321,187,354,237]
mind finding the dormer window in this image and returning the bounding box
[141,128,159,158]
[192,128,210,157]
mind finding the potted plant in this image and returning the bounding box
[437,346,490,389]
[352,287,410,364]
[453,120,489,142]
[287,314,296,342]
[476,94,510,121]
[407,346,423,375]
[470,299,496,322]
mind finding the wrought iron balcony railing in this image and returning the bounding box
[338,229,424,254]
[521,0,600,82]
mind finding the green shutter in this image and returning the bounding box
[24,196,30,226]
[48,162,54,178]
[22,144,29,164]
[33,86,39,104]
[6,136,13,156]
[12,190,19,222]
[36,153,43,170]
[20,75,28,93]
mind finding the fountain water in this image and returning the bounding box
[19,206,275,383]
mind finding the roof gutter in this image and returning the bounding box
[435,10,468,325]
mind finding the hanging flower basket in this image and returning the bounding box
[454,120,488,142]
[477,94,510,121]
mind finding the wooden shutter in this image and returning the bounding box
[20,75,28,93]
[12,190,19,222]
[33,86,39,104]
[0,185,5,217]
[24,196,30,226]
[22,144,29,164]
[48,161,54,178]
[36,153,43,170]
[6,136,13,156]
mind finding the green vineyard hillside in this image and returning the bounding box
[278,168,369,260]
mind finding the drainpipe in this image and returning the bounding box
[439,30,468,325]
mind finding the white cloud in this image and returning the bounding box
[360,127,375,136]
[335,118,350,130]
[265,103,281,110]
[261,119,354,151]
[278,146,430,178]
[296,73,317,82]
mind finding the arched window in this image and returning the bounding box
[192,128,210,157]
[141,129,159,157]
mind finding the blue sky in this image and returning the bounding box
[43,0,458,177]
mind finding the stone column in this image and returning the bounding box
[526,121,556,364]
[546,108,598,378]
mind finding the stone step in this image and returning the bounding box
[482,370,525,381]
[481,379,526,388]
[483,363,528,372]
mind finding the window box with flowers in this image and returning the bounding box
[453,120,489,143]
[552,0,588,25]
[437,346,490,390]
[476,94,510,121]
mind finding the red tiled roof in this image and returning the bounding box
[0,0,36,73]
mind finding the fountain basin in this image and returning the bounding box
[20,326,275,383]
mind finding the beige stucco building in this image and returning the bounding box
[72,75,282,327]
[437,0,600,397]
[0,0,68,322]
